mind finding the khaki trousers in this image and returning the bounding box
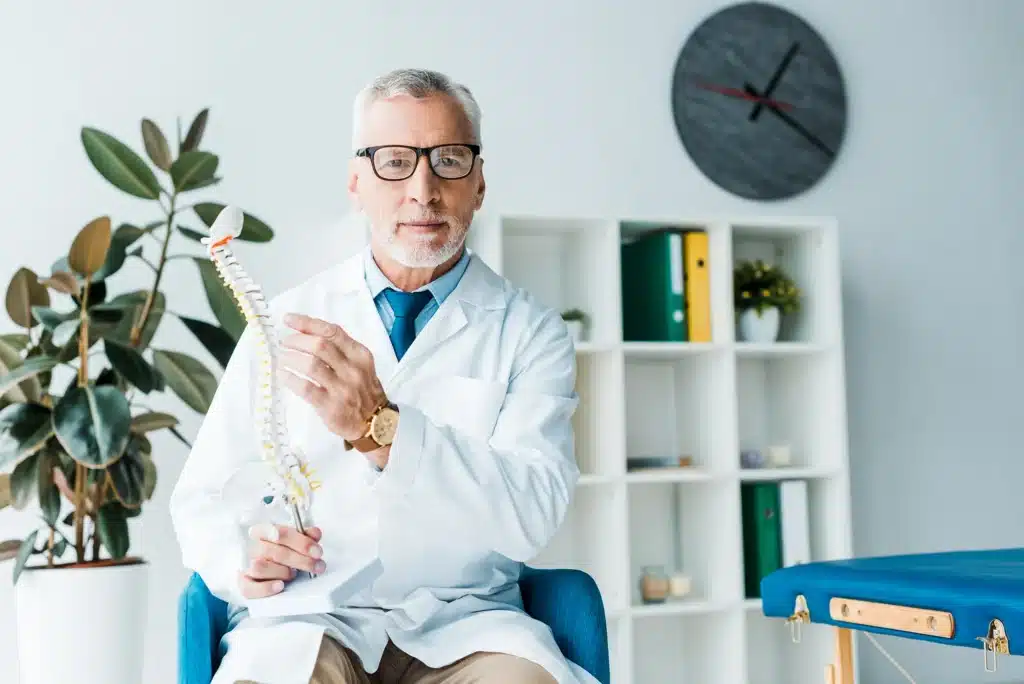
[305,635,557,684]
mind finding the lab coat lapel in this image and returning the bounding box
[332,254,400,383]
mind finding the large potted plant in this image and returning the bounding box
[733,258,802,343]
[0,109,274,684]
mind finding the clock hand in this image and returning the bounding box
[693,80,794,110]
[744,83,835,158]
[750,42,800,121]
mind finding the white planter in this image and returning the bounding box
[15,559,149,684]
[738,306,781,343]
[565,319,585,345]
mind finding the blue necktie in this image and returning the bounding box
[383,288,434,360]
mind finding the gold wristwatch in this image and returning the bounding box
[344,399,400,452]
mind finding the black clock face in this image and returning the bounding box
[671,2,847,201]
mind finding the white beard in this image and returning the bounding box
[372,215,467,268]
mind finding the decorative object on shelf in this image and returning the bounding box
[626,455,694,471]
[734,258,801,342]
[741,448,765,469]
[668,572,693,599]
[670,1,848,201]
[561,307,587,344]
[640,565,670,604]
[0,108,275,684]
[767,443,792,467]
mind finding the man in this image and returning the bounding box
[169,68,594,684]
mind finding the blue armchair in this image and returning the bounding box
[178,566,610,684]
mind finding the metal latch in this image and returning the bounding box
[977,618,1009,672]
[785,594,810,643]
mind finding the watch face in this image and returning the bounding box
[370,407,399,444]
[671,1,847,200]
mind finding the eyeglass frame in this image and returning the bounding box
[354,143,482,181]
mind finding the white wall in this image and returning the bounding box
[0,1,1021,682]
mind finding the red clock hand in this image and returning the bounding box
[693,80,793,111]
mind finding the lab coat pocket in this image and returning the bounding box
[430,375,507,440]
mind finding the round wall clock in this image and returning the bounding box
[671,2,847,201]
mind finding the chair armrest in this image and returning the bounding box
[178,572,229,684]
[520,567,611,684]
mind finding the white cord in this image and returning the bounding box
[862,631,918,684]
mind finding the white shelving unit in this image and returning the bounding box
[468,213,854,684]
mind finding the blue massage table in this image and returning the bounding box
[760,548,1024,682]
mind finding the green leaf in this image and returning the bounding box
[102,290,164,350]
[178,315,237,368]
[181,108,209,153]
[152,349,218,414]
[0,403,53,470]
[141,452,157,500]
[10,454,37,509]
[0,336,35,403]
[31,306,74,331]
[52,385,132,469]
[170,151,218,192]
[6,267,50,329]
[93,223,148,281]
[51,319,80,347]
[141,118,172,171]
[107,438,146,508]
[103,338,160,393]
[80,127,162,200]
[97,504,129,559]
[0,334,29,351]
[0,356,60,399]
[176,225,207,242]
[192,258,246,340]
[130,411,178,433]
[12,530,38,583]
[0,474,9,510]
[0,538,19,561]
[193,202,274,242]
[36,448,61,527]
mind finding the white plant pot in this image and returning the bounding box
[15,559,149,684]
[738,306,781,343]
[565,319,585,345]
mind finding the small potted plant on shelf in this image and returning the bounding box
[733,259,801,343]
[561,308,587,344]
[0,109,274,684]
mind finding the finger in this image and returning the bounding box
[278,367,329,406]
[248,522,281,544]
[280,347,336,388]
[245,557,295,581]
[304,526,323,542]
[276,526,324,557]
[283,313,343,340]
[258,539,324,573]
[238,571,286,599]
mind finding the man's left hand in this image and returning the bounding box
[277,313,389,447]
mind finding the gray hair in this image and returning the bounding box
[351,68,482,150]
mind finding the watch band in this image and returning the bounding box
[343,398,393,452]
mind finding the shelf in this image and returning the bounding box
[735,350,844,471]
[498,216,621,345]
[633,609,745,684]
[627,479,742,608]
[468,212,849,684]
[730,220,839,346]
[623,346,733,472]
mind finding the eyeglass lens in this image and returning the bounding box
[372,145,475,180]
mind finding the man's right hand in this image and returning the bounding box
[239,523,326,599]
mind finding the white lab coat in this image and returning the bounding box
[169,248,598,684]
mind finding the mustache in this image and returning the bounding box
[396,214,458,226]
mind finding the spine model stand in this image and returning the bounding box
[202,206,320,550]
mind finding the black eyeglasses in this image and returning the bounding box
[355,144,481,181]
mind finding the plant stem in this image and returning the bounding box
[91,477,107,561]
[72,277,92,562]
[131,192,176,347]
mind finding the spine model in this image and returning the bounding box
[202,206,320,536]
